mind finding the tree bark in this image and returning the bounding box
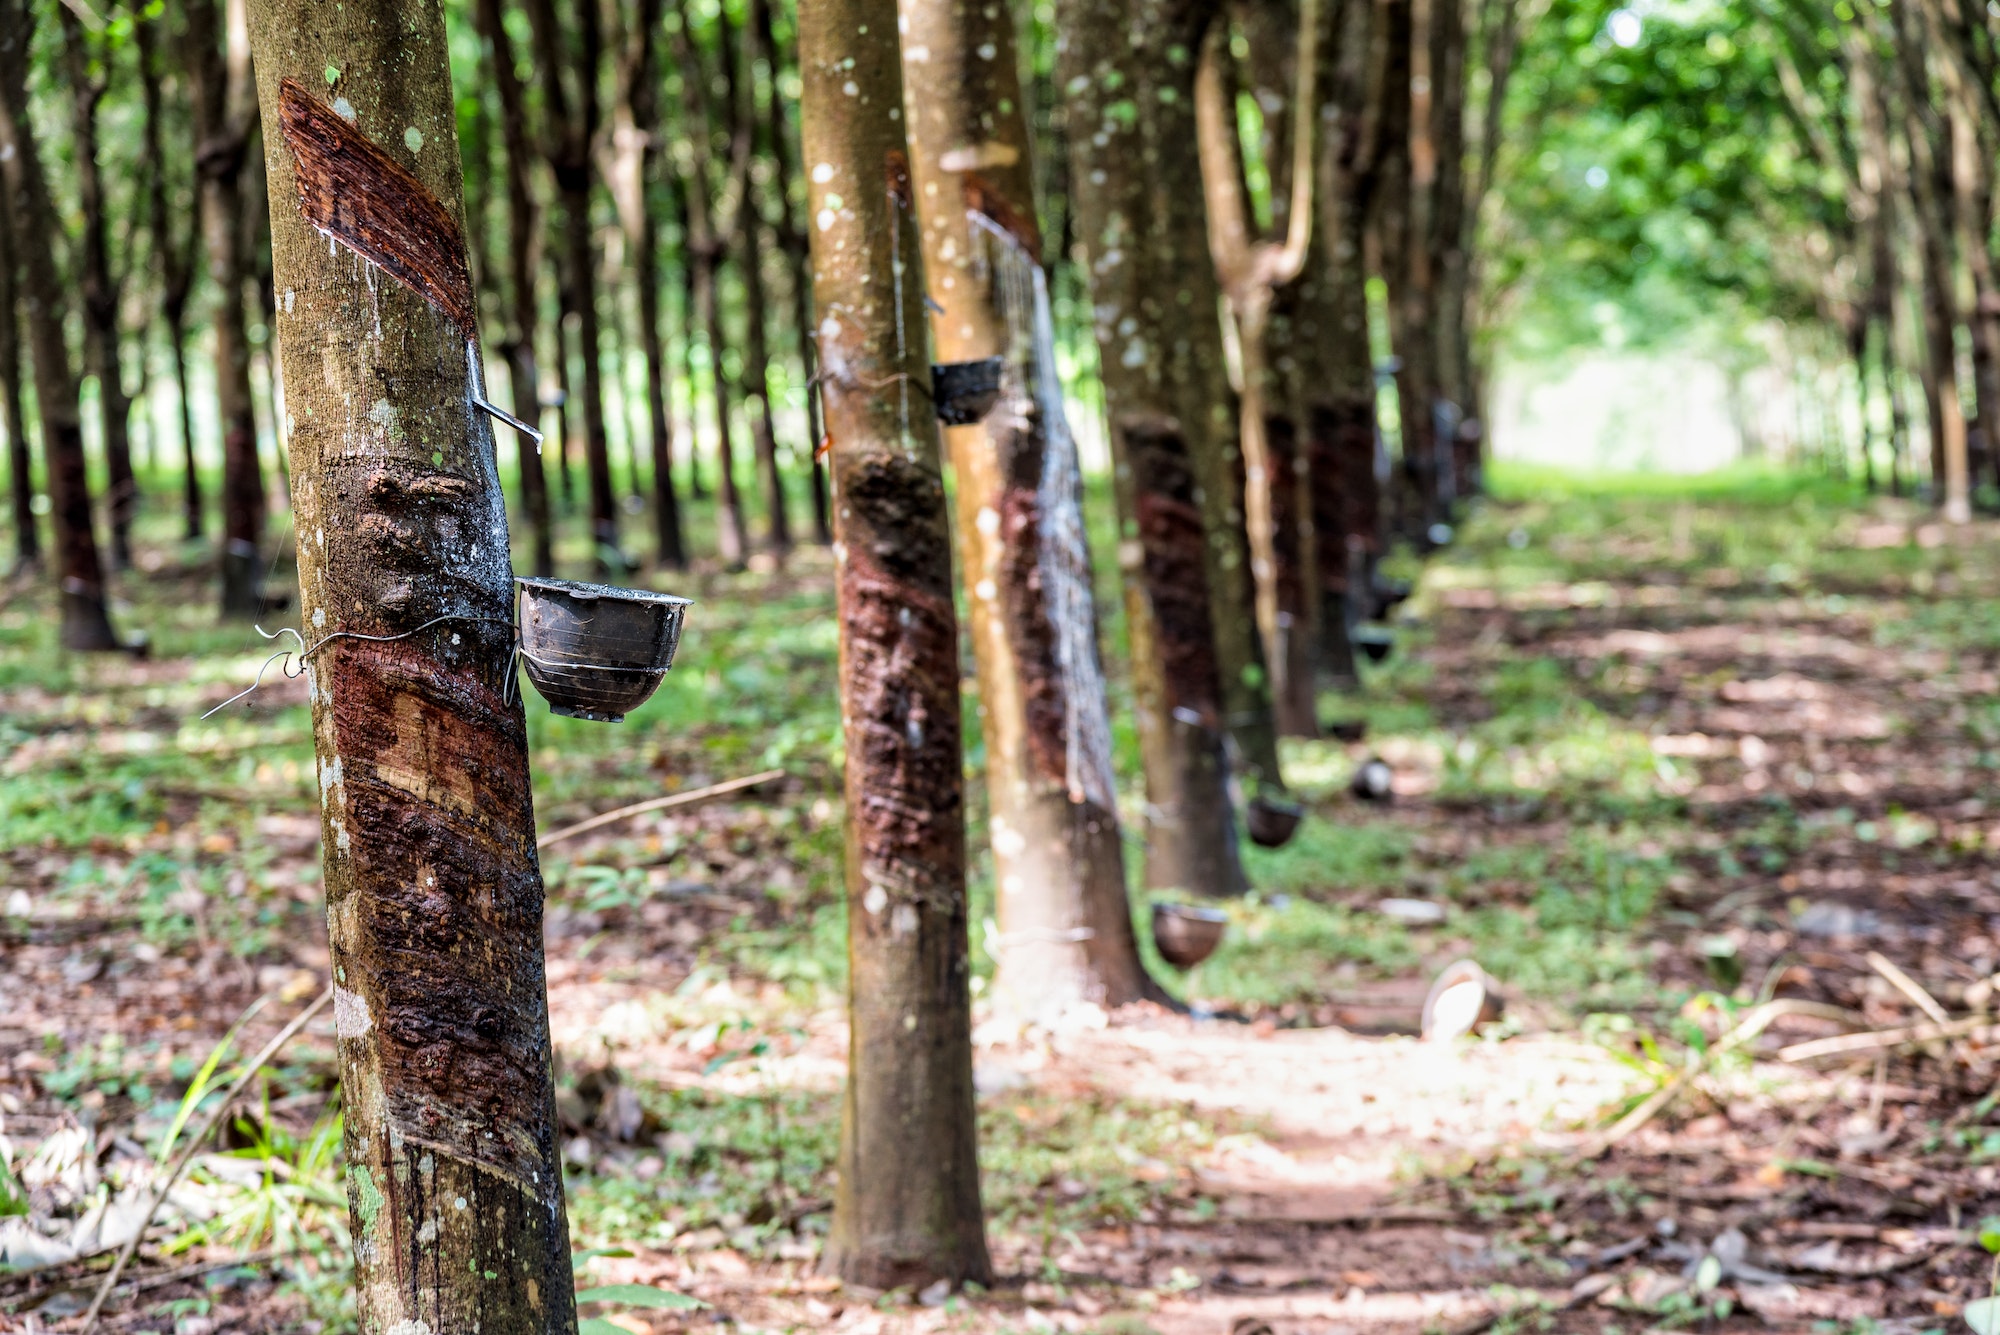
[605,0,686,569]
[58,7,138,571]
[1062,0,1248,897]
[800,0,992,1286]
[476,0,556,577]
[185,0,268,617]
[525,0,621,566]
[0,0,120,649]
[242,8,578,1327]
[675,16,751,567]
[0,146,34,573]
[900,0,1164,1022]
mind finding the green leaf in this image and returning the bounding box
[1694,1254,1722,1293]
[578,1319,630,1335]
[572,1248,636,1265]
[1978,1216,2000,1254]
[1964,1295,2000,1335]
[575,1284,706,1310]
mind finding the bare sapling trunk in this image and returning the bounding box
[476,0,556,577]
[185,0,269,617]
[801,0,992,1286]
[675,17,751,567]
[900,0,1163,1022]
[1062,0,1248,898]
[58,7,139,571]
[0,1,122,650]
[605,0,686,569]
[526,0,621,568]
[0,165,36,572]
[243,8,579,1330]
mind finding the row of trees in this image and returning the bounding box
[1482,0,2000,506]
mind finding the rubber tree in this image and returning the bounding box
[1062,0,1248,897]
[184,0,269,617]
[0,0,122,650]
[57,7,139,570]
[1195,0,1322,737]
[734,3,792,558]
[0,159,35,573]
[605,0,686,569]
[674,13,752,567]
[900,0,1162,1019]
[755,0,833,545]
[525,0,622,565]
[241,6,577,1328]
[1136,0,1290,801]
[136,10,206,545]
[800,0,992,1286]
[475,0,557,577]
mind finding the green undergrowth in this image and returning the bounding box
[562,1082,1226,1258]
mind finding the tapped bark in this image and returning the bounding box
[800,0,992,1287]
[1062,0,1248,897]
[900,0,1164,1021]
[0,159,35,573]
[243,6,578,1329]
[58,7,138,571]
[476,0,556,577]
[0,0,122,650]
[185,0,268,618]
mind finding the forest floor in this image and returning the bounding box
[7,466,2000,1335]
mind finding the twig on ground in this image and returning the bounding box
[1866,952,1951,1024]
[79,987,333,1335]
[536,769,787,849]
[1778,1016,1993,1063]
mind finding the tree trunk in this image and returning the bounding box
[755,0,833,546]
[58,8,138,571]
[526,0,621,567]
[800,0,992,1286]
[0,161,36,572]
[1371,0,1431,537]
[1133,0,1289,801]
[900,0,1163,1022]
[475,0,556,577]
[1426,0,1470,495]
[0,2,121,650]
[185,0,267,618]
[138,10,204,545]
[1062,0,1248,897]
[605,0,686,570]
[242,10,578,1327]
[736,6,791,558]
[675,17,751,567]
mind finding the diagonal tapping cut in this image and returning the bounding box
[275,78,476,333]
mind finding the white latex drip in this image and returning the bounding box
[968,211,1118,811]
